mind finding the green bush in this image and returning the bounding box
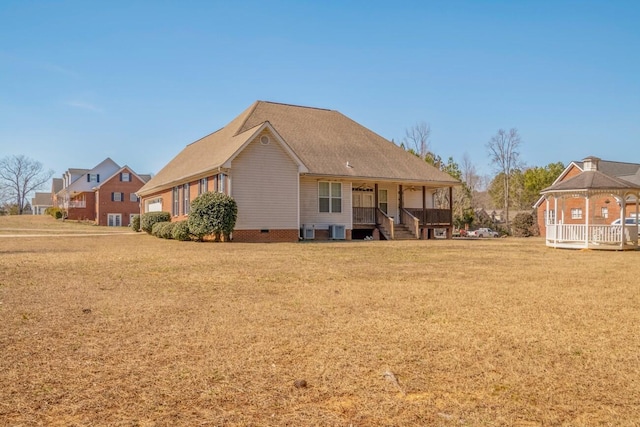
[188,192,238,241]
[45,207,64,219]
[151,221,172,238]
[172,220,191,241]
[141,212,171,234]
[131,214,141,232]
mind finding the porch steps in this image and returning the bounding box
[379,223,418,240]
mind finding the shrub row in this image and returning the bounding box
[131,214,141,232]
[141,212,170,233]
[142,192,238,242]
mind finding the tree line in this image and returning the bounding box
[400,123,564,232]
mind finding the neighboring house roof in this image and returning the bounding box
[541,170,640,194]
[52,178,63,194]
[94,165,152,189]
[139,101,460,196]
[534,157,640,207]
[32,192,53,206]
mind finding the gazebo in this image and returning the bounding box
[540,157,640,250]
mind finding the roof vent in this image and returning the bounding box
[260,135,270,145]
[583,156,601,171]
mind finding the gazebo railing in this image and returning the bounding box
[546,224,638,248]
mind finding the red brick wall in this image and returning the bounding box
[67,192,96,221]
[96,169,146,226]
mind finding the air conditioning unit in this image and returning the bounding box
[329,224,346,240]
[301,226,315,240]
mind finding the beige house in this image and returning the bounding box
[137,101,460,242]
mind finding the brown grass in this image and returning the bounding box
[1,216,639,426]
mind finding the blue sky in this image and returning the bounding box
[1,0,638,181]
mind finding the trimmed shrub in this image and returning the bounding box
[188,192,238,241]
[151,221,173,239]
[131,214,141,232]
[45,207,64,219]
[172,220,191,241]
[141,212,171,234]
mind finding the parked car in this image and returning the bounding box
[452,229,467,237]
[611,217,640,235]
[467,227,499,238]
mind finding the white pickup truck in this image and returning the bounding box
[467,227,499,238]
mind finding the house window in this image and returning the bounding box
[130,193,139,202]
[601,207,608,219]
[218,173,227,194]
[378,189,388,214]
[571,208,582,219]
[183,183,190,214]
[112,192,123,202]
[199,177,208,195]
[120,172,131,182]
[172,186,180,216]
[107,213,122,227]
[319,182,342,213]
[88,174,100,183]
[545,209,555,224]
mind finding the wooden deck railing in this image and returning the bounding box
[376,208,394,240]
[353,207,376,224]
[404,208,452,225]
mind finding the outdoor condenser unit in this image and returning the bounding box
[302,225,315,240]
[329,224,346,240]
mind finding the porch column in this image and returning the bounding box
[621,195,627,248]
[374,183,379,208]
[554,197,559,247]
[399,185,403,210]
[422,186,426,225]
[585,195,590,247]
[448,186,453,239]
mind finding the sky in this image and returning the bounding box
[1,0,639,184]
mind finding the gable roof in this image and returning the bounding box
[93,165,153,189]
[139,101,459,195]
[32,192,53,206]
[534,157,640,207]
[541,170,640,194]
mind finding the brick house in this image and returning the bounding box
[137,101,460,242]
[535,156,640,250]
[54,158,151,226]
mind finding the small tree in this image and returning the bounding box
[188,192,237,241]
[511,212,537,237]
[486,128,523,230]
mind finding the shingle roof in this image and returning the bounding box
[574,160,640,179]
[541,170,640,193]
[139,101,459,195]
[32,192,52,206]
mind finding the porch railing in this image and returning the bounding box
[376,208,394,240]
[546,224,639,247]
[353,207,376,224]
[404,208,452,225]
[400,208,420,238]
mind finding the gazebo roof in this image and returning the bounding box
[541,170,640,194]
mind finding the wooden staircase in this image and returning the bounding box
[378,223,418,240]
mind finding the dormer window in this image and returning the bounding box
[87,174,100,183]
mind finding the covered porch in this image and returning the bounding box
[351,181,455,240]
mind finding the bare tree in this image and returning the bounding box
[461,152,480,207]
[0,155,54,214]
[403,122,431,158]
[486,128,523,230]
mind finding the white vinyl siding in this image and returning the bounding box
[300,177,352,229]
[231,132,299,230]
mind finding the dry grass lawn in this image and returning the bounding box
[1,216,639,426]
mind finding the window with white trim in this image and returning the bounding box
[601,207,608,219]
[571,208,582,219]
[121,172,131,182]
[545,209,555,224]
[319,182,342,213]
[130,193,139,202]
[112,192,123,202]
[378,189,388,214]
[218,173,227,194]
[172,186,180,216]
[183,183,190,214]
[88,174,100,183]
[199,177,208,195]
